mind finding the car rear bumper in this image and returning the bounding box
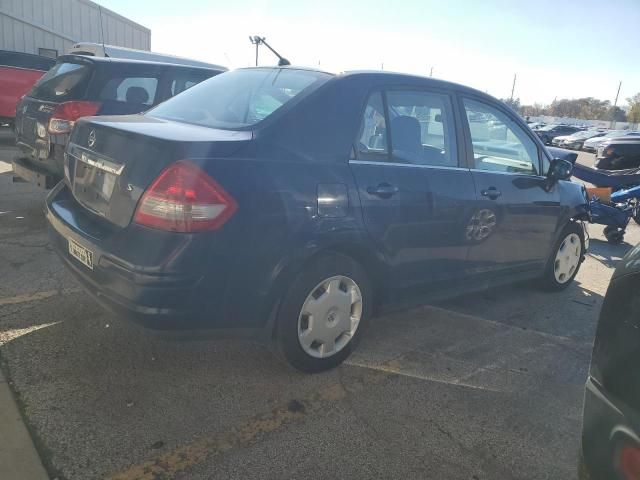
[45,183,244,332]
[12,157,60,189]
[581,376,639,480]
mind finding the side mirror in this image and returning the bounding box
[546,158,573,189]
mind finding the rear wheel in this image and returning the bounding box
[540,222,584,291]
[276,253,371,373]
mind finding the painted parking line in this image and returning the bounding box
[108,383,349,480]
[0,322,60,347]
[345,359,502,392]
[0,289,82,307]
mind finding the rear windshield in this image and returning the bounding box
[29,62,92,101]
[147,68,331,129]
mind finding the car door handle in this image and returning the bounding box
[481,187,502,200]
[367,183,399,198]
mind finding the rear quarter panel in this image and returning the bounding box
[207,76,387,328]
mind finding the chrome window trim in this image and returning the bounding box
[348,159,469,171]
[468,168,545,179]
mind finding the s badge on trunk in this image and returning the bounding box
[88,130,96,148]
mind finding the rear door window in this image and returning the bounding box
[386,90,457,167]
[99,76,159,106]
[29,62,92,101]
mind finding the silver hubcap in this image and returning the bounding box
[297,276,363,359]
[554,233,581,284]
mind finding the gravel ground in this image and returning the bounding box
[0,136,632,480]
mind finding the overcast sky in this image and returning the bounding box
[99,0,640,106]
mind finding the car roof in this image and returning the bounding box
[56,54,226,73]
[605,136,640,143]
[338,69,495,97]
[238,66,505,103]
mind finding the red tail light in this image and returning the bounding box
[620,445,640,480]
[133,160,238,232]
[48,101,101,134]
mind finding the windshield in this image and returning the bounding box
[29,61,92,101]
[148,68,332,129]
[538,124,558,131]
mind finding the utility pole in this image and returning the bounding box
[611,81,622,129]
[510,73,517,101]
[249,36,262,66]
[429,66,433,77]
[381,62,384,70]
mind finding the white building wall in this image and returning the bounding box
[0,0,150,56]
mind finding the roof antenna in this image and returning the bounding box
[249,36,290,66]
[98,5,107,57]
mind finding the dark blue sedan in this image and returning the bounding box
[45,67,590,372]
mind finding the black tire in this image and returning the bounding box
[275,253,372,373]
[540,222,585,291]
[604,226,624,245]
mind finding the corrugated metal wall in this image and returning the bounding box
[0,0,150,56]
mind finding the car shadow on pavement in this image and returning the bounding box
[587,237,633,269]
[436,279,603,344]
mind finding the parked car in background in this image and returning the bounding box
[556,130,606,150]
[595,137,640,170]
[584,130,640,152]
[535,124,581,145]
[528,121,546,130]
[0,50,55,127]
[13,54,226,188]
[68,42,220,69]
[551,134,573,147]
[45,67,589,372]
[580,242,640,480]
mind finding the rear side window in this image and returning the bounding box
[357,92,388,157]
[98,77,158,106]
[30,62,92,101]
[148,68,331,129]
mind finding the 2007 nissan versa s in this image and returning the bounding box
[46,67,590,372]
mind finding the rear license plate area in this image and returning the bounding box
[68,238,94,270]
[72,152,119,216]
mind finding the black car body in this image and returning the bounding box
[595,138,640,171]
[535,124,581,145]
[13,54,226,188]
[581,243,640,479]
[45,67,590,372]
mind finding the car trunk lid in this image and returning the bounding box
[65,115,252,228]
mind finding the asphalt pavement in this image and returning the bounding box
[0,134,631,480]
